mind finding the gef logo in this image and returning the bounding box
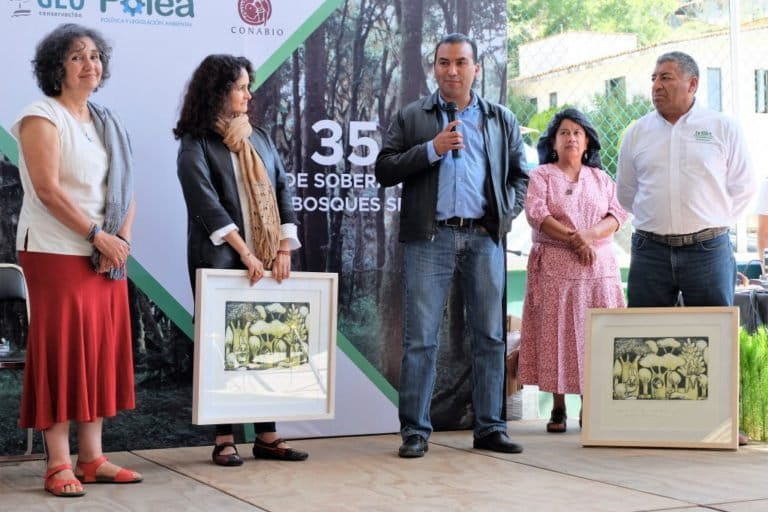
[38,0,84,9]
[238,0,271,26]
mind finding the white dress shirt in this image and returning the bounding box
[617,102,755,235]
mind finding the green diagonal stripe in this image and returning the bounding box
[0,125,19,164]
[338,331,398,405]
[252,0,343,89]
[126,256,194,339]
[0,0,398,407]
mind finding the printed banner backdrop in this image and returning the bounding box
[0,0,507,449]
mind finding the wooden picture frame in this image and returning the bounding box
[582,307,739,450]
[192,269,338,425]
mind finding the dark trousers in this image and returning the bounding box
[215,422,276,437]
[627,232,735,307]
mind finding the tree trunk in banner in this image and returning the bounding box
[436,0,454,34]
[375,47,392,276]
[291,50,302,172]
[399,0,426,102]
[328,0,349,118]
[374,41,403,387]
[456,0,471,35]
[301,26,331,271]
[433,283,473,430]
[250,72,281,134]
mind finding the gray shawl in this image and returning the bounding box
[88,102,134,280]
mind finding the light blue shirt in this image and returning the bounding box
[427,93,487,221]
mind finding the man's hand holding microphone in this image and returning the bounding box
[433,102,463,158]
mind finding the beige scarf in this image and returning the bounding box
[216,114,281,269]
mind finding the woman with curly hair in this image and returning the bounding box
[517,108,628,433]
[175,54,308,466]
[13,23,141,497]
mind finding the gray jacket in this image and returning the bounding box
[375,90,529,242]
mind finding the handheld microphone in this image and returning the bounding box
[444,101,459,158]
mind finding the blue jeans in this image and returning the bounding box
[399,225,507,440]
[627,232,735,307]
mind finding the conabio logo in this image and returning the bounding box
[231,0,283,36]
[238,0,270,25]
[100,0,195,17]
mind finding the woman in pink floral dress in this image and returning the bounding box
[518,108,628,433]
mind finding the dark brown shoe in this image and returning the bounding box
[252,438,308,461]
[546,407,567,433]
[212,442,244,466]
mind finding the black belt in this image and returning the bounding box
[436,217,482,228]
[635,227,729,247]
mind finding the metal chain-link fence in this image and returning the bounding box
[506,0,768,258]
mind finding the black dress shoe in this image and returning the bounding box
[398,435,428,458]
[212,442,244,466]
[473,432,523,454]
[252,437,309,461]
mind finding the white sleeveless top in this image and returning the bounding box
[12,97,108,255]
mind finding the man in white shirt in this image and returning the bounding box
[617,51,755,307]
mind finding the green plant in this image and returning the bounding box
[739,327,768,441]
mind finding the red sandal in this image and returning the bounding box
[44,463,86,497]
[75,455,142,484]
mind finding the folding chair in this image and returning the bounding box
[0,263,45,462]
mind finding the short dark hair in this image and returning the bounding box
[657,51,699,79]
[433,33,477,63]
[32,23,111,97]
[537,108,603,169]
[173,54,254,139]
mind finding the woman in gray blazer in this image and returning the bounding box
[175,54,307,466]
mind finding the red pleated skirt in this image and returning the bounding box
[18,251,135,430]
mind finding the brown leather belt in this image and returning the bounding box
[635,227,729,247]
[436,217,482,228]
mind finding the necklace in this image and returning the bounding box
[57,100,96,143]
[80,121,97,143]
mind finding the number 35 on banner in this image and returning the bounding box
[311,120,379,167]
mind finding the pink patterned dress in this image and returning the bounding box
[518,163,628,394]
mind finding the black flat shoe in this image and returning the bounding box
[212,442,244,466]
[473,432,523,453]
[547,407,567,433]
[252,438,308,461]
[398,435,428,458]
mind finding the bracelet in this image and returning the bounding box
[277,250,291,256]
[85,223,101,243]
[116,233,131,247]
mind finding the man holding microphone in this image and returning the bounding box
[375,33,529,458]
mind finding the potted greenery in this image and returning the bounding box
[739,327,768,442]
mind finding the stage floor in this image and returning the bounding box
[2,420,767,511]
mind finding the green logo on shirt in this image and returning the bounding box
[694,130,714,142]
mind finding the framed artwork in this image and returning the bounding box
[582,307,739,450]
[192,269,338,425]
